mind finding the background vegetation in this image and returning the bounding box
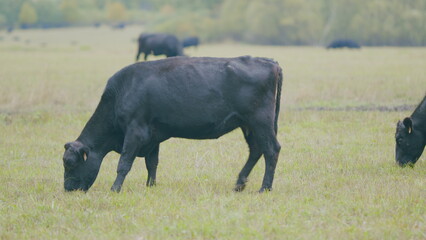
[1,0,426,46]
[0,26,425,239]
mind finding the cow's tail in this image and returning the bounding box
[274,64,283,136]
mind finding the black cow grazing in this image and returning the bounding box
[182,36,200,48]
[395,95,426,167]
[327,39,361,49]
[62,56,283,193]
[136,33,184,61]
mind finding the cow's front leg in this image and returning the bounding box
[111,149,138,193]
[145,145,159,187]
[111,126,149,192]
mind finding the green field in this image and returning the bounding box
[0,26,425,240]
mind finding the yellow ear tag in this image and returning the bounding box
[83,153,88,161]
[408,127,412,134]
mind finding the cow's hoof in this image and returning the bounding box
[110,185,121,193]
[233,184,246,192]
[258,187,272,193]
[146,180,156,187]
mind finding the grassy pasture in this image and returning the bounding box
[0,26,425,239]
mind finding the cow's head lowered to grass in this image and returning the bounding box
[63,141,98,191]
[395,117,425,167]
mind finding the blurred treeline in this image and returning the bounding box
[1,0,425,46]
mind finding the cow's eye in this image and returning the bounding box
[397,138,403,145]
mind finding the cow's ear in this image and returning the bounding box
[403,117,413,134]
[81,145,90,161]
[64,142,72,150]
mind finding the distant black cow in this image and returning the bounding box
[112,23,126,29]
[327,39,361,49]
[395,95,426,167]
[136,33,184,61]
[62,56,283,193]
[182,36,200,48]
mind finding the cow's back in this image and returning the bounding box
[142,34,182,56]
[116,56,278,101]
[106,56,280,138]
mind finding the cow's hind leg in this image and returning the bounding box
[234,127,263,192]
[257,128,281,193]
[145,144,159,187]
[246,119,281,193]
[111,125,150,192]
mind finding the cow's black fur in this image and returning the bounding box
[395,95,426,167]
[136,33,184,61]
[63,56,283,193]
[182,37,200,48]
[327,39,361,49]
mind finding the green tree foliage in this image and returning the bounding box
[34,0,63,26]
[217,0,249,41]
[153,11,215,39]
[61,0,80,23]
[107,2,127,22]
[18,2,37,25]
[278,0,324,45]
[0,0,25,26]
[244,0,281,44]
[350,0,426,46]
[213,0,325,45]
[93,0,108,9]
[213,0,425,46]
[0,14,6,26]
[0,0,425,46]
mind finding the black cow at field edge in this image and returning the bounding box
[62,56,283,193]
[182,36,200,48]
[327,39,361,49]
[136,33,184,61]
[395,95,426,167]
